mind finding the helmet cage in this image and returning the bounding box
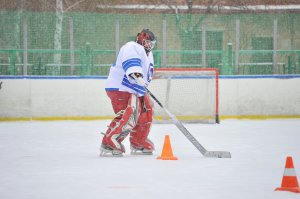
[136,29,156,53]
[142,39,156,52]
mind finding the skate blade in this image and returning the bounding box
[130,147,153,155]
[130,151,153,155]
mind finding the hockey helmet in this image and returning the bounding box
[136,29,156,53]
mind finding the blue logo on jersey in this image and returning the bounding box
[147,63,154,82]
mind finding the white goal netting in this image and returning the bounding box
[149,68,219,124]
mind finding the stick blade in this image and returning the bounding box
[204,151,231,158]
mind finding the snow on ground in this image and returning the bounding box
[0,119,300,199]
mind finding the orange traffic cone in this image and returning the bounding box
[157,135,178,160]
[275,156,300,193]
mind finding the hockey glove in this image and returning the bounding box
[129,73,147,87]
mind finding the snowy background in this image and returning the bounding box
[0,119,300,199]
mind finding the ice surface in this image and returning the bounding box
[0,119,300,199]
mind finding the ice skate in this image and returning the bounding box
[100,134,125,157]
[100,144,124,157]
[130,138,154,155]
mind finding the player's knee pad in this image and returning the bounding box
[141,94,153,111]
[138,94,153,123]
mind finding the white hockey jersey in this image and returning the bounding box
[105,41,154,96]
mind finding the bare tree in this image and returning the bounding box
[14,0,25,64]
[53,0,92,75]
[53,0,64,75]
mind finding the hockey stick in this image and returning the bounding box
[145,87,231,158]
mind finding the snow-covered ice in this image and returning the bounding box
[0,119,300,199]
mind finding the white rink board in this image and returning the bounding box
[0,76,300,119]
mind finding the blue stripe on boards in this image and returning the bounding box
[121,76,145,95]
[122,58,141,72]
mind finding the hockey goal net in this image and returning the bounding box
[149,68,219,124]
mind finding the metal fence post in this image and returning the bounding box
[235,19,240,75]
[273,18,278,74]
[162,19,167,68]
[202,24,206,67]
[227,43,233,75]
[85,42,91,75]
[23,17,28,76]
[69,17,75,75]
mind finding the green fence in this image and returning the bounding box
[1,48,299,76]
[0,11,299,75]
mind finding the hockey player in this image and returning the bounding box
[100,29,156,156]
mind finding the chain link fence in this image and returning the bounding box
[0,11,299,75]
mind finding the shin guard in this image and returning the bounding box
[130,94,154,151]
[102,91,140,152]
